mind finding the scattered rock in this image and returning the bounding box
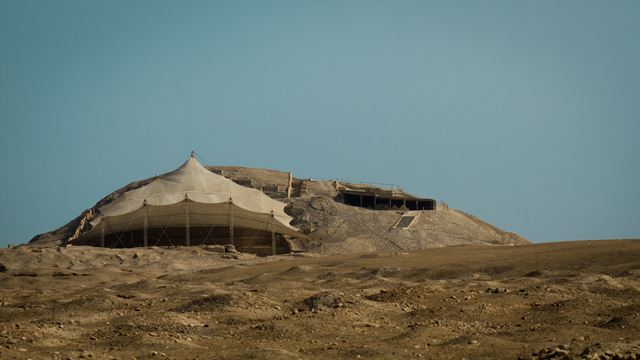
[173,293,235,312]
[528,344,640,360]
[224,245,238,253]
[486,287,509,294]
[303,291,345,310]
[525,270,544,277]
[13,271,38,277]
[203,245,225,253]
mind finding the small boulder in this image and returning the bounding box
[303,291,345,310]
[203,245,225,253]
[486,287,509,294]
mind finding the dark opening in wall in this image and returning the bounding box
[343,193,363,207]
[377,198,390,209]
[339,190,436,211]
[74,227,290,256]
[361,195,374,209]
[418,200,435,210]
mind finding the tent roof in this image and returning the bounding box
[80,156,299,239]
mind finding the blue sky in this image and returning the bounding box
[1,0,638,246]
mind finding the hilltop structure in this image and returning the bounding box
[70,153,301,255]
[30,153,528,253]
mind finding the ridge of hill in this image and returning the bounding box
[27,166,528,250]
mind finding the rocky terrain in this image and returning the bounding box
[288,196,527,254]
[1,239,639,359]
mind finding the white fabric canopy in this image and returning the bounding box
[77,156,300,241]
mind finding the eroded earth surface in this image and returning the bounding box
[1,240,639,359]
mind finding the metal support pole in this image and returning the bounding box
[143,203,148,248]
[100,220,105,248]
[229,198,234,246]
[271,211,276,256]
[185,199,190,247]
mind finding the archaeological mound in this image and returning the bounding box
[30,153,529,255]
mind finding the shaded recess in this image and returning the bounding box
[74,227,290,256]
[339,188,436,211]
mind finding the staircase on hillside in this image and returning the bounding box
[393,211,421,229]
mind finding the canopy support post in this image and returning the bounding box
[143,201,148,248]
[100,220,105,248]
[185,198,190,247]
[270,211,276,256]
[229,198,234,247]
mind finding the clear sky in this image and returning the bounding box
[1,0,638,247]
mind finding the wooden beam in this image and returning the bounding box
[229,198,234,246]
[100,220,105,248]
[143,204,148,248]
[271,211,276,256]
[185,200,190,247]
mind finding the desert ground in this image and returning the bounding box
[1,240,639,360]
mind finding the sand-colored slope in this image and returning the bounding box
[1,240,639,359]
[289,196,528,254]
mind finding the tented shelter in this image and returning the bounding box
[72,154,302,255]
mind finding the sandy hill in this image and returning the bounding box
[27,165,528,251]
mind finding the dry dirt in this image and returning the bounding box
[1,240,640,360]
